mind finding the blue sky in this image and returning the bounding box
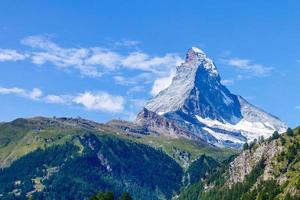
[0,0,299,127]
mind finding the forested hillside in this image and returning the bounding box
[0,117,232,200]
[179,127,300,200]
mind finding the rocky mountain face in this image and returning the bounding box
[228,139,283,185]
[179,127,300,200]
[136,47,287,148]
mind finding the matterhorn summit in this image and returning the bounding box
[136,47,287,148]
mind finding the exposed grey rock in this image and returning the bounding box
[136,47,287,148]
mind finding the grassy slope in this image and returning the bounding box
[0,117,237,169]
[134,135,236,168]
[0,134,184,200]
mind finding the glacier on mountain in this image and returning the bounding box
[136,47,287,148]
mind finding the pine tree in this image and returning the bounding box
[243,142,249,150]
[272,131,280,140]
[286,128,294,137]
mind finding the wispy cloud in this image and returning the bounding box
[0,35,182,78]
[21,36,103,77]
[44,94,72,104]
[0,86,124,113]
[73,91,124,112]
[113,73,153,86]
[221,79,234,86]
[0,49,27,62]
[0,87,42,100]
[121,52,182,74]
[127,86,145,94]
[223,58,273,77]
[295,106,300,110]
[112,39,140,48]
[0,36,184,97]
[151,69,176,96]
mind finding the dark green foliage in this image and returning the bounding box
[89,192,132,200]
[89,192,114,200]
[272,131,280,140]
[286,144,298,164]
[249,139,257,150]
[280,136,286,145]
[287,128,294,137]
[0,134,183,200]
[179,127,300,200]
[193,159,266,200]
[118,192,132,200]
[0,143,78,199]
[178,155,236,200]
[241,179,281,200]
[178,181,203,200]
[243,142,249,150]
[185,154,219,185]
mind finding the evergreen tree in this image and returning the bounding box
[272,131,280,140]
[286,128,294,137]
[243,142,249,150]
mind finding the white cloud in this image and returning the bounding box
[113,39,140,47]
[85,48,122,69]
[12,35,183,79]
[113,75,137,85]
[1,36,184,100]
[295,106,300,110]
[121,52,183,74]
[151,69,176,96]
[0,87,24,95]
[127,85,145,94]
[73,91,124,112]
[44,92,124,113]
[221,79,234,86]
[0,49,27,61]
[28,88,43,100]
[0,87,42,100]
[129,99,146,108]
[0,86,124,113]
[21,36,103,77]
[224,58,273,76]
[44,95,71,104]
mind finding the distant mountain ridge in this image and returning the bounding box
[136,47,287,148]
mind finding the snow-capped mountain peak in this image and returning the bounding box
[186,47,206,61]
[136,47,287,148]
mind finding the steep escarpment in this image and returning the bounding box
[136,47,287,148]
[179,127,300,200]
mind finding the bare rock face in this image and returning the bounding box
[136,47,287,148]
[227,140,283,186]
[135,108,206,141]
